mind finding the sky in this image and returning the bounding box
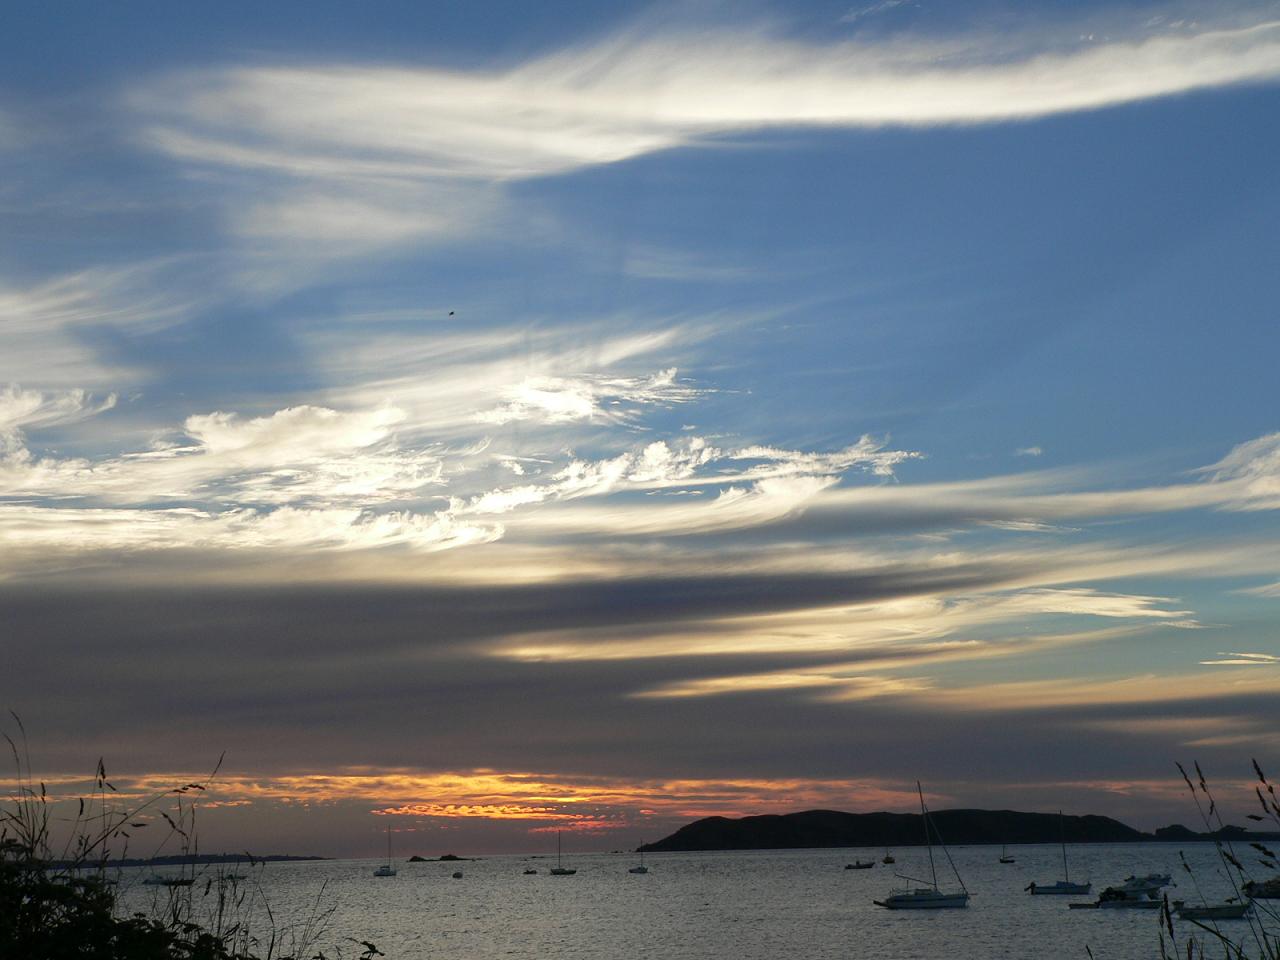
[2,0,1279,859]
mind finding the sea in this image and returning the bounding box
[114,843,1274,960]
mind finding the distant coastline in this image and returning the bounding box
[94,853,328,868]
[639,808,1280,853]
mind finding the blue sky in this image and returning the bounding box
[2,1,1280,855]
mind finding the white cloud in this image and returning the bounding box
[0,401,442,509]
[1015,445,1043,457]
[840,1,910,26]
[1200,651,1280,666]
[139,18,1280,180]
[0,385,116,435]
[0,265,194,386]
[476,367,705,426]
[0,503,501,556]
[1198,431,1280,510]
[130,14,1280,261]
[1237,580,1280,597]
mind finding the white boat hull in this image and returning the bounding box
[875,889,969,909]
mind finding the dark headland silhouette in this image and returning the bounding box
[638,808,1279,852]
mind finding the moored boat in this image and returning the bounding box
[141,875,193,887]
[628,843,649,874]
[1070,886,1162,910]
[1028,812,1090,895]
[874,782,969,910]
[549,830,576,876]
[372,824,397,877]
[1174,900,1252,920]
[1243,877,1280,899]
[875,887,970,909]
[1117,872,1172,898]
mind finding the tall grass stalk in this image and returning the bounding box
[1156,760,1280,959]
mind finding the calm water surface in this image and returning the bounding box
[117,843,1275,959]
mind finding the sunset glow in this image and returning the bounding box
[3,0,1279,861]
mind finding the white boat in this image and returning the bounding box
[876,887,970,909]
[1117,872,1171,897]
[1174,900,1252,920]
[629,843,649,874]
[372,824,397,877]
[1070,886,1163,909]
[1027,811,1090,895]
[874,782,969,910]
[549,830,576,876]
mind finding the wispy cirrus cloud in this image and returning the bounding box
[0,264,196,387]
[1199,651,1280,666]
[126,12,1280,264]
[476,367,705,426]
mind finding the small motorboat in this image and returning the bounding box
[141,875,194,887]
[1070,886,1162,910]
[451,871,463,879]
[1243,877,1280,899]
[845,860,875,870]
[1174,900,1251,920]
[1114,873,1172,899]
[523,868,537,875]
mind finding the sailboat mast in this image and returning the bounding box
[1059,811,1069,882]
[917,781,937,890]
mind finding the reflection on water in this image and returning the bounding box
[113,843,1275,960]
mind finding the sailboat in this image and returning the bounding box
[549,830,576,876]
[882,849,895,865]
[372,824,397,877]
[629,842,649,874]
[999,844,1015,864]
[1026,811,1089,894]
[873,783,969,909]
